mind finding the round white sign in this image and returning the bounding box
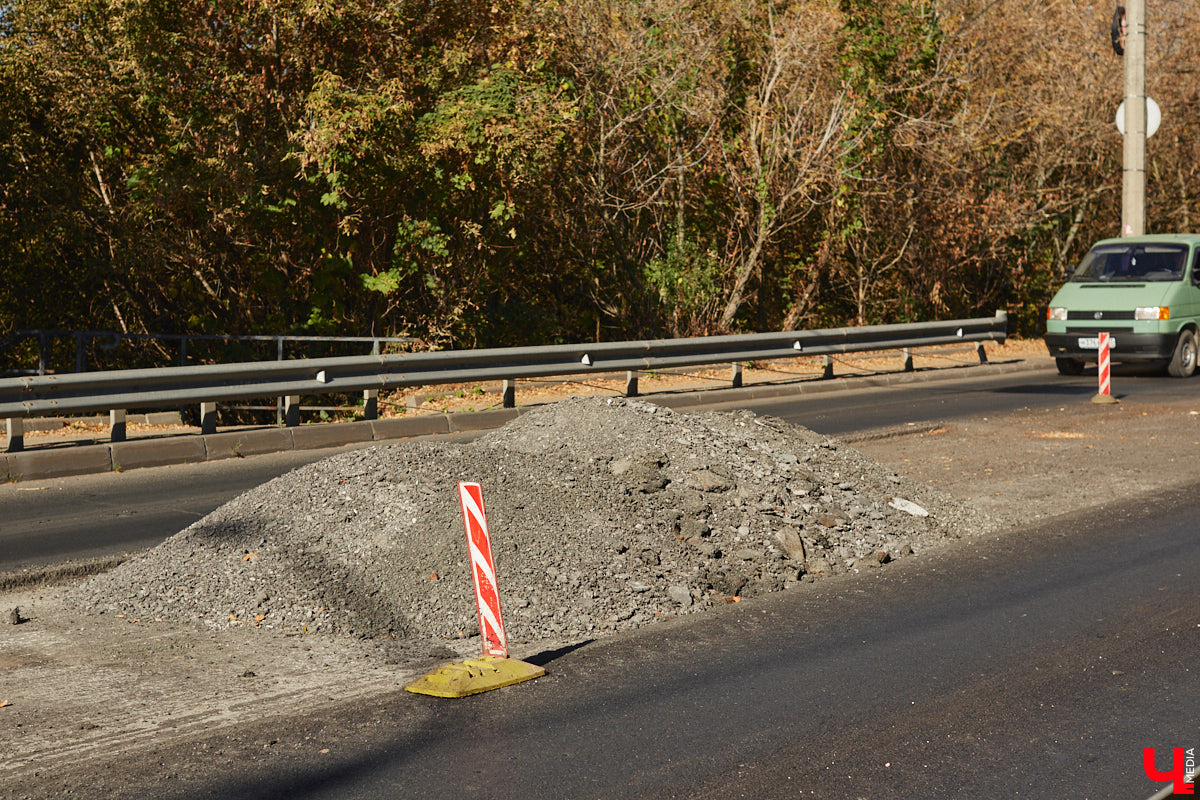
[1116,97,1162,138]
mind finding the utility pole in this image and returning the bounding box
[1121,0,1147,236]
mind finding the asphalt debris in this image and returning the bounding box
[66,398,993,645]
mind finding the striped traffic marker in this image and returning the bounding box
[405,482,545,698]
[458,481,508,658]
[1092,331,1119,404]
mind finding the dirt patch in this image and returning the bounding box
[0,589,461,779]
[849,399,1200,527]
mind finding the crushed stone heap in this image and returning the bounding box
[68,398,991,642]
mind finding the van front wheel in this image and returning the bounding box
[1056,357,1086,375]
[1168,329,1198,377]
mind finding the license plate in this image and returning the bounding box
[1078,337,1115,349]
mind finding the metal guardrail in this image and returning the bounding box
[0,329,418,376]
[1,312,1007,452]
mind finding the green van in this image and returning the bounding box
[1044,234,1200,377]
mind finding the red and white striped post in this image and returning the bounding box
[1097,331,1112,396]
[1092,331,1119,404]
[458,481,509,659]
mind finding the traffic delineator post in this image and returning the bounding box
[405,482,546,698]
[1092,331,1119,404]
[459,481,509,658]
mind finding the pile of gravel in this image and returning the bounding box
[68,398,992,643]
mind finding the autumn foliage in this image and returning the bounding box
[1,0,1197,351]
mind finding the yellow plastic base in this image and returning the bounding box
[404,656,546,698]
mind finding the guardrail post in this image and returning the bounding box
[4,418,23,453]
[199,402,217,435]
[362,389,379,420]
[902,348,914,372]
[75,332,87,372]
[822,355,834,379]
[976,342,989,364]
[38,332,49,376]
[501,380,516,409]
[730,363,742,389]
[625,371,638,398]
[284,395,300,427]
[110,409,127,442]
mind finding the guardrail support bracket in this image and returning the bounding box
[730,363,742,389]
[625,371,638,398]
[902,348,914,372]
[110,409,127,442]
[976,342,989,364]
[363,389,378,420]
[502,380,516,409]
[822,355,834,380]
[200,402,217,435]
[284,395,300,427]
[4,417,23,453]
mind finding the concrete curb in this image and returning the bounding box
[2,359,1054,483]
[111,437,208,472]
[205,428,294,461]
[6,445,114,481]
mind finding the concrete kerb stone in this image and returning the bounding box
[111,437,207,472]
[6,445,114,480]
[204,428,295,461]
[370,415,452,440]
[291,420,375,450]
[446,407,526,432]
[143,411,184,426]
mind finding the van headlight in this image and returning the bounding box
[1134,306,1170,320]
[1046,307,1068,321]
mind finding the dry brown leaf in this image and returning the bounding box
[0,698,10,709]
[1031,430,1088,440]
[241,552,260,562]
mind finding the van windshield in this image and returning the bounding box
[1068,243,1190,282]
